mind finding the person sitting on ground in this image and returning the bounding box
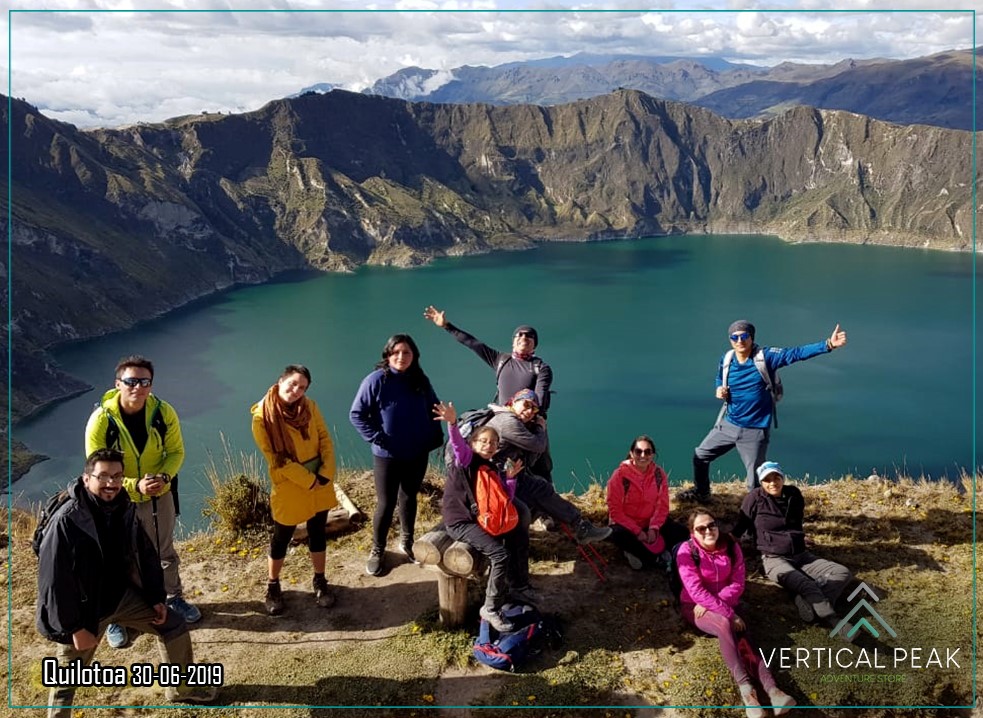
[36,449,218,716]
[677,508,796,718]
[350,334,445,577]
[486,389,611,545]
[732,461,854,636]
[424,305,554,482]
[434,400,534,630]
[251,364,338,616]
[605,435,688,570]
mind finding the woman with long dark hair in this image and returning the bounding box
[350,334,444,576]
[251,364,338,616]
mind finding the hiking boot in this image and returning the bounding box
[366,546,385,576]
[312,575,335,608]
[677,487,711,504]
[166,685,221,705]
[510,584,540,605]
[624,551,643,571]
[794,594,815,622]
[574,519,612,545]
[738,683,765,718]
[398,539,419,565]
[105,623,128,649]
[767,687,797,716]
[264,580,285,616]
[479,605,515,633]
[166,596,202,624]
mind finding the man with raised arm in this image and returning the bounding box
[678,321,848,503]
[424,305,554,482]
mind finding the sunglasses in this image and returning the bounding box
[694,522,718,534]
[515,331,536,339]
[119,377,152,388]
[87,472,124,484]
[631,447,654,457]
[729,332,751,342]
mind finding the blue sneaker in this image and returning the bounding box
[166,596,202,624]
[105,623,128,649]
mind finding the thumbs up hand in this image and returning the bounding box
[828,323,847,350]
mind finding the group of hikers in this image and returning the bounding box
[35,305,853,717]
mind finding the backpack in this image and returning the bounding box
[32,485,74,557]
[456,407,495,440]
[473,603,551,671]
[716,345,783,428]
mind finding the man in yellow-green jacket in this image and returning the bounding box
[84,355,200,649]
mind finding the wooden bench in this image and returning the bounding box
[415,526,488,628]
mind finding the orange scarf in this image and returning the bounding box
[261,384,312,467]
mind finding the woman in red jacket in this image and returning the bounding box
[605,435,687,570]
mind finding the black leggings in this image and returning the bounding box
[269,510,329,560]
[372,453,429,549]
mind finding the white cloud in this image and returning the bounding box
[2,1,979,128]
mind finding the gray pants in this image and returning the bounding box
[134,491,183,598]
[46,587,195,717]
[762,551,853,620]
[693,419,769,491]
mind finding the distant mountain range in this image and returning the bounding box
[347,48,980,131]
[2,87,978,425]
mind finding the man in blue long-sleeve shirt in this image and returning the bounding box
[678,319,848,502]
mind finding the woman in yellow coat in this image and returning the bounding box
[251,364,338,616]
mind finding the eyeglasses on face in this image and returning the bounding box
[119,377,152,388]
[631,447,654,457]
[515,331,535,339]
[694,522,718,534]
[729,332,750,342]
[88,472,124,484]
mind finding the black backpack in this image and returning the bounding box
[32,484,74,557]
[456,407,495,440]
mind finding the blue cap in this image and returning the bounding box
[756,461,784,481]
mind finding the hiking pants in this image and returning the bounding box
[514,472,580,526]
[447,499,531,609]
[681,607,777,692]
[693,419,769,492]
[371,453,429,550]
[608,520,689,568]
[134,491,182,599]
[46,587,195,718]
[762,551,853,620]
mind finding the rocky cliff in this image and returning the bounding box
[2,89,978,423]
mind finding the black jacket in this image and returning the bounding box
[733,485,807,557]
[36,478,165,644]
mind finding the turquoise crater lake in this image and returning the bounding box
[14,235,977,532]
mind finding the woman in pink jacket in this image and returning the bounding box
[605,435,687,570]
[677,508,795,718]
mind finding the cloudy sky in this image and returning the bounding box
[4,1,979,128]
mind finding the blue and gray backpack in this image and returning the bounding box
[473,603,560,671]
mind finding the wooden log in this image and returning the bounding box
[444,540,487,577]
[415,527,454,567]
[292,507,351,542]
[334,478,366,524]
[436,571,470,628]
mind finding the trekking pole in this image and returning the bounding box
[559,523,607,583]
[151,495,161,554]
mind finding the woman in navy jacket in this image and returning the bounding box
[351,334,444,577]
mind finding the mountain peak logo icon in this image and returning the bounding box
[830,582,897,639]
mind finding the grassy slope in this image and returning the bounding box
[2,469,977,718]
